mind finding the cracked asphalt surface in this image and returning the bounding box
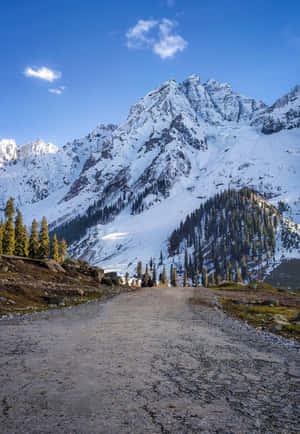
[0,287,299,433]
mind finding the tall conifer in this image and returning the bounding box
[50,234,59,262]
[14,209,26,257]
[39,217,49,259]
[29,219,40,259]
[3,198,15,256]
[59,238,67,263]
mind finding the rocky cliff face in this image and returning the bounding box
[0,75,299,274]
[252,84,300,134]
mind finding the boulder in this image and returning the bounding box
[90,267,105,282]
[63,258,81,269]
[44,259,66,273]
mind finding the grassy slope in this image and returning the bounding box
[213,281,300,342]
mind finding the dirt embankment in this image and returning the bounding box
[0,255,135,317]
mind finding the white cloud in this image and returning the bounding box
[126,19,157,48]
[154,19,187,59]
[48,86,65,95]
[24,66,61,82]
[126,18,187,59]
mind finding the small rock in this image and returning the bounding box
[77,289,84,296]
[272,314,289,325]
[7,299,16,305]
[0,296,7,302]
[1,265,8,273]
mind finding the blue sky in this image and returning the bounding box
[1,0,300,146]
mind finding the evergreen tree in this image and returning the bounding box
[137,261,143,278]
[211,272,215,287]
[217,274,222,285]
[14,209,27,257]
[170,264,173,283]
[184,269,187,287]
[59,238,67,263]
[23,225,29,257]
[149,257,153,271]
[3,197,15,255]
[162,266,167,285]
[152,264,157,286]
[125,272,129,286]
[142,270,150,287]
[5,197,15,219]
[195,275,199,287]
[159,250,163,266]
[29,219,40,259]
[39,217,50,259]
[50,234,59,262]
[202,267,208,288]
[171,266,177,286]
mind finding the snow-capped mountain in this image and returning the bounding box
[0,75,299,276]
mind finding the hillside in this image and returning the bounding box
[168,188,300,285]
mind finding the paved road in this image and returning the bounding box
[0,287,299,433]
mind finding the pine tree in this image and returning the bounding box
[159,272,163,286]
[59,238,67,263]
[149,257,153,271]
[39,217,49,259]
[171,266,177,286]
[211,272,215,287]
[202,267,208,288]
[142,270,150,287]
[5,197,15,219]
[184,269,187,287]
[195,275,199,287]
[50,234,59,262]
[14,209,27,257]
[3,198,15,255]
[29,220,40,259]
[162,266,167,285]
[125,272,129,286]
[217,274,222,285]
[159,250,163,266]
[152,264,157,286]
[23,225,29,257]
[137,261,143,278]
[170,264,173,283]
